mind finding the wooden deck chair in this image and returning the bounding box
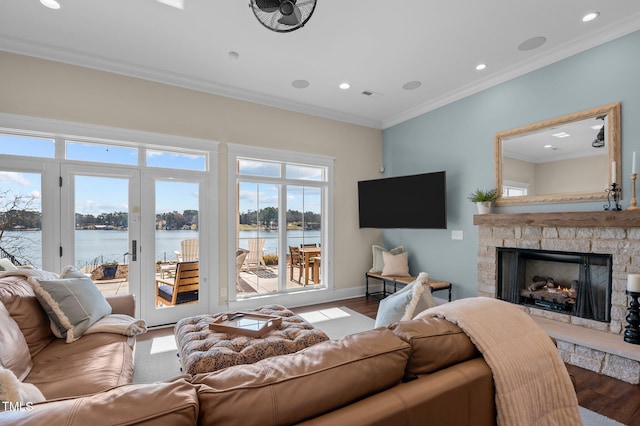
[236,248,249,286]
[156,261,199,306]
[175,239,199,262]
[243,238,266,271]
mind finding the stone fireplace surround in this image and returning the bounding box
[474,211,640,384]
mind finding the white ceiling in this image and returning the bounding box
[1,1,640,129]
[502,118,606,163]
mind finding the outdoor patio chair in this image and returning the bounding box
[156,261,199,306]
[236,248,249,287]
[174,239,199,262]
[243,238,266,271]
[289,245,303,282]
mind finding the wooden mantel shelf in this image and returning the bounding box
[473,210,640,227]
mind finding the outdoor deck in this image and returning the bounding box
[93,264,319,299]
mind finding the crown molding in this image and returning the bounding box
[0,36,383,130]
[382,14,640,129]
[3,13,640,132]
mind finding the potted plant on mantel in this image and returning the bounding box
[467,188,499,214]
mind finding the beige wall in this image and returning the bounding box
[0,51,382,303]
[504,155,607,196]
[535,155,608,195]
[503,157,536,195]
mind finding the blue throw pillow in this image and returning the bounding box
[28,267,112,343]
[374,273,435,328]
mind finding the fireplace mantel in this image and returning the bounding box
[474,210,640,228]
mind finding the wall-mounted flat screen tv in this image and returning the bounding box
[358,171,446,229]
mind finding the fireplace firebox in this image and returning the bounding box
[497,248,612,323]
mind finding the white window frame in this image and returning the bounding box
[503,179,529,197]
[227,143,334,309]
[0,112,220,322]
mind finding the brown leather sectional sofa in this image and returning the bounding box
[4,324,495,423]
[1,272,496,425]
[0,274,136,400]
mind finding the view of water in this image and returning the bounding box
[4,229,321,269]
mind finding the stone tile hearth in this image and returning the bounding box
[474,211,640,384]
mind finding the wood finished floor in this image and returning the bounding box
[294,297,640,426]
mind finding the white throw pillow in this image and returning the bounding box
[0,367,45,409]
[381,251,410,276]
[374,273,435,328]
[370,245,404,273]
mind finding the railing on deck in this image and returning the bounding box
[0,246,22,266]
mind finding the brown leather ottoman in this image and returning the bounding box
[175,304,330,374]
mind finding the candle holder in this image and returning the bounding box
[624,290,640,345]
[604,183,622,211]
[627,173,639,210]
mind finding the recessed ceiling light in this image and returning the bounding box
[518,36,547,51]
[475,64,487,71]
[402,81,422,90]
[582,12,600,22]
[40,0,61,9]
[552,132,570,138]
[591,124,604,130]
[291,80,310,89]
[544,145,553,148]
[339,82,351,90]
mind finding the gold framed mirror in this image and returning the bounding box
[495,102,621,206]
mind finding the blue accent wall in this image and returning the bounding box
[382,31,640,299]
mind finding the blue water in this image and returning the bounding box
[4,229,321,269]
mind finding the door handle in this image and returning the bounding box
[131,240,137,261]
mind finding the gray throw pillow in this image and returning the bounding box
[370,245,405,273]
[28,267,112,343]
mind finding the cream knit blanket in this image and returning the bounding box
[415,297,582,426]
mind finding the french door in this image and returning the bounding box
[60,165,141,314]
[0,117,217,327]
[61,165,210,325]
[142,171,210,326]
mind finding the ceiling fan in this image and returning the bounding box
[250,0,317,33]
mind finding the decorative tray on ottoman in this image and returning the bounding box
[209,312,282,338]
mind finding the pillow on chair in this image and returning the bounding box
[370,245,404,273]
[374,273,435,328]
